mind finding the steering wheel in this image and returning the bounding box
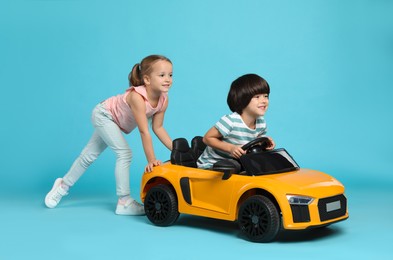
[241,137,271,154]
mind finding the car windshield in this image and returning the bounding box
[239,148,299,175]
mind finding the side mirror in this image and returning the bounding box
[214,167,233,180]
[212,160,241,180]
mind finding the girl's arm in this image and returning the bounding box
[127,91,159,172]
[152,97,172,151]
[202,127,246,159]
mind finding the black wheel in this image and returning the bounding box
[144,184,179,226]
[238,195,280,242]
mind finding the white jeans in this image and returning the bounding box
[63,103,132,196]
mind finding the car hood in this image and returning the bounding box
[256,168,345,196]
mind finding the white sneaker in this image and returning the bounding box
[115,198,145,216]
[45,178,68,208]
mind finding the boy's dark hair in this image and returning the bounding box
[227,74,270,114]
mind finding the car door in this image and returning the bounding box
[187,169,235,214]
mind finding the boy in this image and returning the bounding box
[197,74,275,169]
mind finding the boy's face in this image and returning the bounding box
[242,94,269,117]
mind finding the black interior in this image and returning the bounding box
[239,148,299,175]
[170,137,298,177]
[170,136,206,168]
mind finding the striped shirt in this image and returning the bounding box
[197,112,267,169]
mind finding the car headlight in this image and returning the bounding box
[286,195,314,205]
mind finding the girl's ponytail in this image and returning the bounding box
[129,63,143,86]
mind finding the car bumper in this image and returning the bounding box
[282,194,348,230]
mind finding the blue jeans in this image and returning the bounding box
[63,103,132,196]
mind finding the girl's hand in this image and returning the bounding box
[145,159,162,172]
[229,145,246,159]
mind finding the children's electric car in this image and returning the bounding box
[140,137,348,242]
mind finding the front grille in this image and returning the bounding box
[290,205,310,223]
[318,194,347,221]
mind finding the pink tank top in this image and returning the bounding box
[104,86,167,134]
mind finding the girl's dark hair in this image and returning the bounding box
[227,74,270,114]
[128,55,172,86]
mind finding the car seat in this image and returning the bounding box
[170,138,197,168]
[191,136,206,159]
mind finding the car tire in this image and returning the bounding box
[144,184,179,227]
[238,195,280,242]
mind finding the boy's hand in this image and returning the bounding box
[145,159,162,172]
[229,145,246,159]
[266,137,276,150]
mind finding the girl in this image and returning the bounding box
[197,73,275,169]
[45,55,173,215]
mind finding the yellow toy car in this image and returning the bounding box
[140,137,348,242]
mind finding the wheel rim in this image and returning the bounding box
[145,189,171,223]
[239,200,269,238]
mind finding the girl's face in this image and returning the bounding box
[243,94,269,117]
[144,60,173,94]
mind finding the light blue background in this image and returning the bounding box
[1,0,392,259]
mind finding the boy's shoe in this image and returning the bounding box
[115,198,145,216]
[45,178,68,208]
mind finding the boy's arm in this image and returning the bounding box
[202,127,246,159]
[152,98,172,151]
